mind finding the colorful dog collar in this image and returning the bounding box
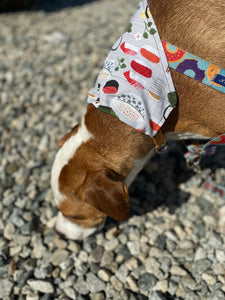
[162,41,225,94]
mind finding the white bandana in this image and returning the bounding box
[87,0,177,137]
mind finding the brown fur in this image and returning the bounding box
[149,0,225,136]
[55,0,225,231]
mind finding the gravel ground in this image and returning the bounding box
[1,0,225,299]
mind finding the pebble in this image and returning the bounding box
[68,241,81,254]
[0,278,14,298]
[86,273,105,293]
[74,276,89,295]
[202,273,217,286]
[138,273,157,290]
[115,264,128,283]
[97,269,111,282]
[27,280,54,293]
[125,257,138,271]
[89,246,104,263]
[100,251,114,267]
[126,275,139,292]
[1,0,225,299]
[3,223,15,240]
[127,241,141,255]
[104,238,119,251]
[192,259,212,274]
[215,249,225,263]
[50,249,69,266]
[64,287,77,300]
[170,265,187,276]
[110,275,123,291]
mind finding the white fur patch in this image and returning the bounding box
[51,116,93,206]
[56,212,104,240]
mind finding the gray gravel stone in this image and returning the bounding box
[1,0,225,299]
[127,241,141,255]
[115,264,129,283]
[27,280,54,293]
[0,278,14,298]
[192,259,212,274]
[3,223,15,240]
[86,272,106,293]
[138,273,157,290]
[74,276,89,295]
[89,246,104,263]
[50,249,69,266]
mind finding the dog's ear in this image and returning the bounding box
[82,169,129,221]
[57,124,79,148]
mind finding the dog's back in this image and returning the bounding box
[149,0,225,137]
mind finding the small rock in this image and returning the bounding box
[153,280,168,293]
[126,276,138,292]
[168,279,178,295]
[178,240,194,250]
[105,238,119,251]
[110,275,123,291]
[115,265,128,283]
[216,249,225,263]
[50,249,69,266]
[212,263,225,275]
[3,223,15,240]
[78,250,88,263]
[100,251,114,267]
[202,273,217,286]
[34,268,48,280]
[170,266,187,276]
[32,244,47,259]
[68,241,81,254]
[155,234,166,250]
[207,289,225,299]
[89,246,104,263]
[0,278,14,298]
[86,273,105,293]
[74,276,89,295]
[54,238,67,249]
[64,287,76,300]
[125,257,138,271]
[59,275,76,289]
[26,293,39,300]
[181,275,196,290]
[89,292,105,300]
[27,280,54,293]
[192,259,212,274]
[14,235,30,246]
[159,257,171,275]
[194,247,207,261]
[127,241,140,255]
[18,271,33,288]
[138,273,157,290]
[145,257,160,276]
[97,269,111,282]
[42,32,68,43]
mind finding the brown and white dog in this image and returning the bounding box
[51,0,225,240]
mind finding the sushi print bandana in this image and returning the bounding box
[87,0,177,137]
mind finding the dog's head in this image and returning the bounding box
[51,114,129,240]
